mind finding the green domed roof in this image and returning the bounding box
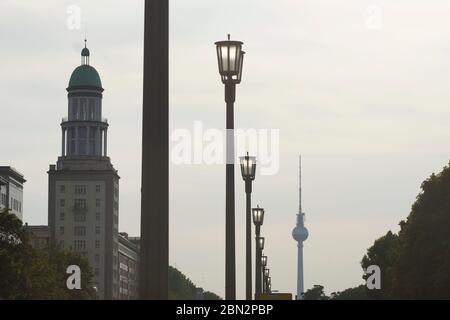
[68,64,102,90]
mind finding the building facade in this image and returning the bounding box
[27,225,51,248]
[0,166,26,220]
[48,43,120,300]
[118,233,139,300]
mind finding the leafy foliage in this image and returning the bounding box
[360,161,450,299]
[330,285,367,300]
[303,285,329,300]
[168,266,221,300]
[0,209,95,299]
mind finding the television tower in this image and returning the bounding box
[292,155,309,300]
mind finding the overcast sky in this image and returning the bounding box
[1,0,450,298]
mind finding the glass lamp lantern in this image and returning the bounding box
[215,35,244,84]
[252,206,265,227]
[240,153,256,181]
[258,237,265,250]
[261,255,268,267]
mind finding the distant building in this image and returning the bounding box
[118,232,139,300]
[0,166,26,220]
[48,42,120,300]
[27,225,50,248]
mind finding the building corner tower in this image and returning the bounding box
[292,155,309,300]
[48,42,120,299]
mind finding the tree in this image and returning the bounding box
[389,163,450,299]
[330,285,367,300]
[303,285,329,300]
[358,161,450,299]
[361,230,399,299]
[0,209,95,299]
[203,291,221,300]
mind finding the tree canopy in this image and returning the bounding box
[0,209,95,299]
[361,162,450,299]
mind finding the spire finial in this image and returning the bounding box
[299,154,302,214]
[228,34,230,41]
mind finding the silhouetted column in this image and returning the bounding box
[139,0,169,300]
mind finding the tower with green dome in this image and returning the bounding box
[48,42,121,300]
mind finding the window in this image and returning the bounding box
[96,185,101,193]
[74,226,86,236]
[60,226,64,235]
[89,128,96,155]
[95,212,100,221]
[74,212,86,222]
[78,127,87,155]
[95,226,100,234]
[71,98,78,120]
[95,254,100,263]
[59,240,64,248]
[60,199,65,207]
[80,98,87,120]
[96,199,101,207]
[60,212,65,220]
[74,199,86,210]
[95,240,100,249]
[74,185,86,194]
[73,240,86,250]
[69,127,76,154]
[95,268,99,277]
[60,185,65,193]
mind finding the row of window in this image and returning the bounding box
[59,198,102,208]
[60,240,101,249]
[0,193,22,213]
[60,226,101,235]
[60,184,101,194]
[69,97,101,121]
[11,197,22,213]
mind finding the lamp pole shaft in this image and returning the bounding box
[225,83,236,300]
[245,182,252,300]
[255,226,262,299]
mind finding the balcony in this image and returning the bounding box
[62,117,108,123]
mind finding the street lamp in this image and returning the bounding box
[261,255,267,268]
[216,34,245,300]
[240,152,256,300]
[263,268,270,293]
[267,277,272,294]
[252,206,265,299]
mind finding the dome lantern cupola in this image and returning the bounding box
[81,38,90,65]
[67,40,103,92]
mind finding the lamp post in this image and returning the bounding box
[267,276,272,294]
[240,153,256,300]
[215,35,245,300]
[263,268,270,293]
[261,255,267,292]
[252,203,264,299]
[261,255,267,269]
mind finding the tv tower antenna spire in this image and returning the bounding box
[292,154,309,299]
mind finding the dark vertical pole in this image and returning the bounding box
[245,182,252,300]
[140,0,169,300]
[225,83,236,300]
[255,226,261,299]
